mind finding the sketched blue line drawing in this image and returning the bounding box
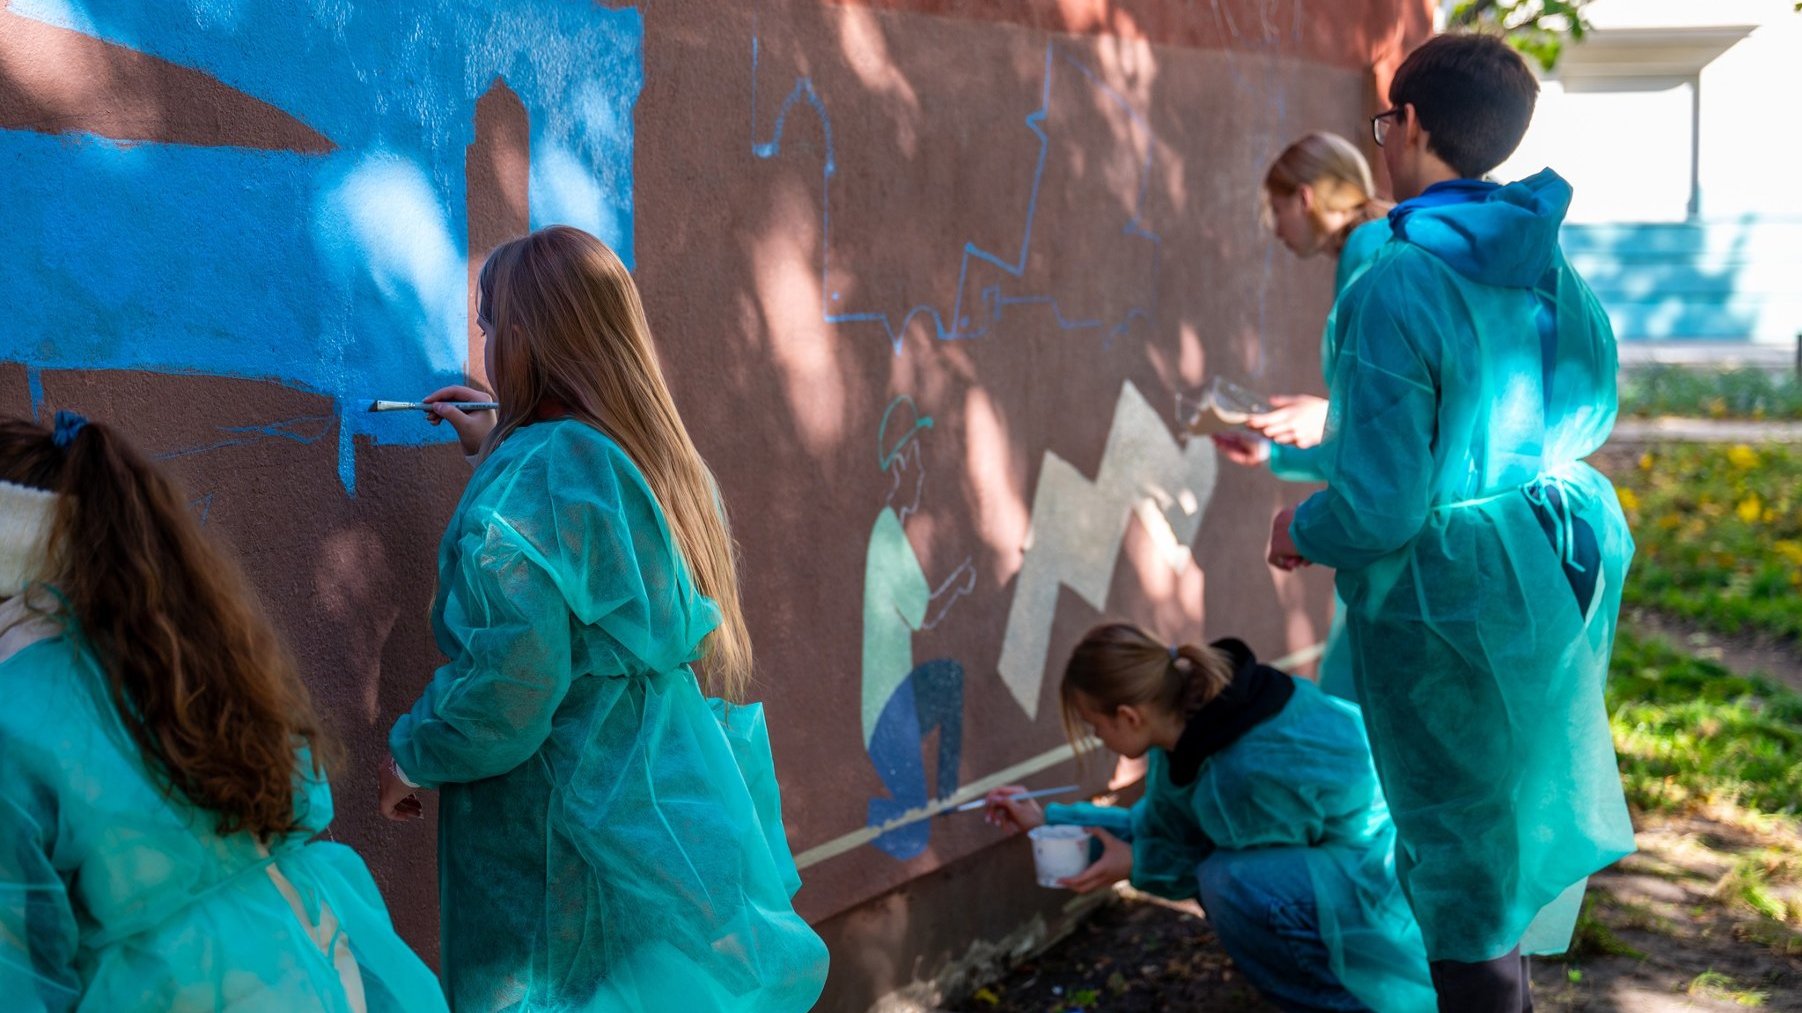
[156,416,333,461]
[750,33,1162,356]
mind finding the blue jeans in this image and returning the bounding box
[1196,848,1371,1013]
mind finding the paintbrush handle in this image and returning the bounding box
[368,400,500,413]
[951,784,1079,812]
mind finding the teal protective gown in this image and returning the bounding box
[0,612,444,1013]
[389,419,828,1012]
[1047,678,1435,1012]
[1289,171,1636,962]
[1267,217,1393,702]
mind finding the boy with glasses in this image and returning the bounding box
[1265,33,1635,1012]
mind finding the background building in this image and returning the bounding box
[1492,0,1802,356]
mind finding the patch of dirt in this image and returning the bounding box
[1531,811,1802,1011]
[945,889,1275,1013]
[951,810,1802,1012]
[1624,608,1802,697]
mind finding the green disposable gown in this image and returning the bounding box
[1267,217,1393,702]
[0,608,444,1013]
[389,419,828,1012]
[1289,170,1636,962]
[1047,678,1436,1012]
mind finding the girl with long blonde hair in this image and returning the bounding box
[0,412,442,1011]
[379,226,827,1011]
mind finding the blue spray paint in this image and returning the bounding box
[0,1,643,491]
[751,34,1162,355]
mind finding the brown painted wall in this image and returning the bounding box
[1,1,1431,1007]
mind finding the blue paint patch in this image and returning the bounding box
[866,658,965,860]
[751,35,1162,356]
[26,369,45,421]
[0,2,643,490]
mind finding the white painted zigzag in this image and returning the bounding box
[997,381,1218,717]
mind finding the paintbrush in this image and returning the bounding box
[947,784,1079,814]
[368,400,500,413]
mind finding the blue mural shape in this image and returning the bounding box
[0,0,642,490]
[750,33,1162,356]
[866,658,965,860]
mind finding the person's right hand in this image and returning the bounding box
[1211,431,1269,467]
[983,786,1047,833]
[424,385,498,457]
[1247,394,1328,448]
[378,761,424,822]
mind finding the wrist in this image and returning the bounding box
[388,756,419,789]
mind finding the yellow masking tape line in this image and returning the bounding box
[794,641,1327,871]
[796,738,1098,869]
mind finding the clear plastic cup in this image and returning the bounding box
[1028,825,1091,888]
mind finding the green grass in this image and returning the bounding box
[1620,366,1802,421]
[1612,443,1802,642]
[1686,969,1770,1007]
[1608,632,1802,820]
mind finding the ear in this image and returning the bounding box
[1295,183,1316,213]
[1402,103,1426,149]
[1114,704,1146,731]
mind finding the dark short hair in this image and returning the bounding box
[1389,33,1539,179]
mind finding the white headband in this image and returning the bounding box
[0,479,57,599]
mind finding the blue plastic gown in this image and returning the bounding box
[1267,218,1393,702]
[1047,679,1435,1011]
[1289,171,1636,962]
[0,609,444,1013]
[389,419,828,1012]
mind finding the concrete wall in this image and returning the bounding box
[0,1,1431,1007]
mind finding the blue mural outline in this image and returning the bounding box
[750,32,1163,355]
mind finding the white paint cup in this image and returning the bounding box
[1028,825,1091,888]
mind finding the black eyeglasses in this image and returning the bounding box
[1371,108,1404,147]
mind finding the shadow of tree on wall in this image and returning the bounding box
[653,0,1426,963]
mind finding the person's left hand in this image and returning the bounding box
[379,761,424,822]
[1267,506,1311,571]
[1247,394,1328,448]
[1059,827,1132,893]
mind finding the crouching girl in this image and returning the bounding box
[986,623,1433,1013]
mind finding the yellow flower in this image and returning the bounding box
[1708,397,1728,419]
[1737,495,1763,524]
[1775,540,1802,566]
[1639,452,1655,472]
[1616,487,1641,514]
[1727,444,1760,470]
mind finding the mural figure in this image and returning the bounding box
[862,395,975,860]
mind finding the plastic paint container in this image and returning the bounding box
[1028,825,1091,888]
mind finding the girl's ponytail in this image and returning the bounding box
[1059,622,1233,753]
[2,414,326,840]
[1264,132,1392,256]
